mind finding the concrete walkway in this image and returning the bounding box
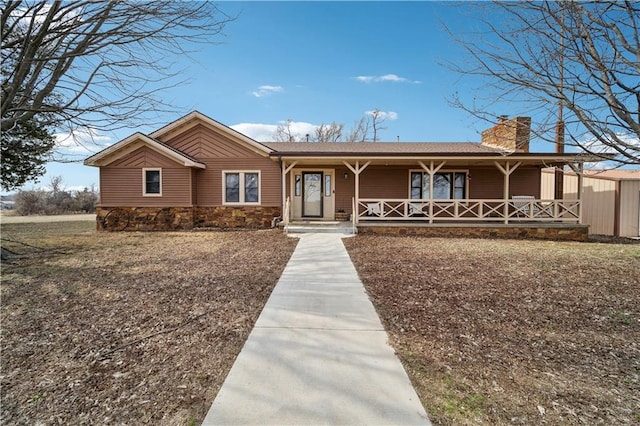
[202,233,430,425]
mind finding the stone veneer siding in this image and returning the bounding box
[194,206,281,229]
[357,224,589,241]
[96,206,281,231]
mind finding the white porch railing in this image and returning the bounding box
[356,198,581,223]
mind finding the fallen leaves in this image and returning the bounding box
[1,224,298,425]
[344,235,640,425]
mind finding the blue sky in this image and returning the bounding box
[20,1,541,192]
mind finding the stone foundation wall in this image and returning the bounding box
[96,206,281,231]
[357,225,589,241]
[194,206,281,229]
[96,207,194,231]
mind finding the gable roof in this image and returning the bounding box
[84,133,206,168]
[150,111,273,157]
[85,112,601,168]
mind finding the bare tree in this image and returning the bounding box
[274,119,298,142]
[368,108,388,142]
[344,116,371,142]
[447,1,639,165]
[1,0,233,188]
[314,121,343,142]
[272,110,393,143]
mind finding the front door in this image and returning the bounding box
[302,172,323,217]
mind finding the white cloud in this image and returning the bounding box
[251,85,284,98]
[282,121,318,139]
[231,123,279,142]
[581,132,639,154]
[580,132,639,167]
[231,120,319,142]
[355,74,421,84]
[366,110,399,121]
[54,128,112,154]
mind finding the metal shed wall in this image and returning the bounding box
[541,170,616,236]
[619,180,640,237]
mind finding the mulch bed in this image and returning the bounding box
[344,235,640,425]
[1,224,297,425]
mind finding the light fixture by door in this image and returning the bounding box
[344,172,349,180]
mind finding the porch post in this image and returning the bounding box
[494,161,522,224]
[281,161,286,217]
[281,160,298,222]
[355,162,360,224]
[343,160,371,224]
[568,162,584,223]
[419,160,446,224]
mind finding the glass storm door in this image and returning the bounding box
[302,172,323,217]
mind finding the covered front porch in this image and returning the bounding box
[280,157,586,228]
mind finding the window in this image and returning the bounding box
[410,171,467,199]
[295,174,301,196]
[143,168,161,196]
[223,171,260,204]
[324,174,332,197]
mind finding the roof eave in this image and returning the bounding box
[268,152,597,162]
[84,133,206,169]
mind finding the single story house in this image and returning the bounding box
[542,168,640,237]
[84,111,595,240]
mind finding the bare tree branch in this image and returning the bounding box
[445,0,640,165]
[1,0,234,133]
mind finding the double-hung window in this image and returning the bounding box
[143,168,162,196]
[410,171,467,199]
[223,171,260,204]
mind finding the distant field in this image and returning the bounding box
[0,213,96,224]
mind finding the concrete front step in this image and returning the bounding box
[284,221,357,235]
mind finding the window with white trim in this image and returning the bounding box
[143,168,162,196]
[223,171,260,204]
[410,170,467,199]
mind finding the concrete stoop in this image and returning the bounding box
[284,221,357,235]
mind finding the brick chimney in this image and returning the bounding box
[481,116,531,153]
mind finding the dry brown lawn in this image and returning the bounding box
[1,222,297,425]
[344,235,640,425]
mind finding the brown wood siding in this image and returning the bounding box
[193,158,280,206]
[509,167,541,197]
[469,166,540,198]
[108,146,182,168]
[335,166,355,212]
[351,165,541,200]
[360,166,408,198]
[161,124,264,159]
[159,124,280,206]
[100,167,192,207]
[191,169,198,205]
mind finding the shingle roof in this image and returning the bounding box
[262,142,503,155]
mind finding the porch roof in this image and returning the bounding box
[264,142,594,165]
[264,142,501,154]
